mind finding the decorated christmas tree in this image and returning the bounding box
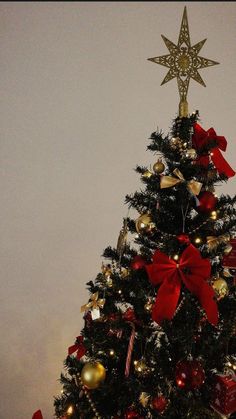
[50,7,236,419]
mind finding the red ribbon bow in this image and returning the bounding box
[145,244,218,326]
[32,411,43,419]
[192,123,235,178]
[68,336,86,359]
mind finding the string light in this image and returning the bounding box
[211,210,217,220]
[173,254,179,261]
[109,349,115,357]
[194,237,202,244]
[67,405,73,415]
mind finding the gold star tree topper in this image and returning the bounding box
[148,7,219,117]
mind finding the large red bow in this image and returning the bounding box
[68,336,86,359]
[192,123,235,178]
[145,244,218,326]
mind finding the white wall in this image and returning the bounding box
[0,2,235,418]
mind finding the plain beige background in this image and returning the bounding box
[0,2,235,418]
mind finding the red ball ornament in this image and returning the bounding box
[175,359,205,390]
[152,395,168,413]
[124,410,142,419]
[130,255,146,270]
[197,191,217,213]
[177,234,190,245]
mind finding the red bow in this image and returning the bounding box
[145,244,218,326]
[68,336,86,359]
[192,123,235,178]
[32,411,43,419]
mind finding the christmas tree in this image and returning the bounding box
[52,7,236,419]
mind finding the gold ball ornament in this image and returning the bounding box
[135,213,155,234]
[170,137,181,149]
[185,148,197,159]
[153,159,165,174]
[142,170,153,179]
[212,278,229,300]
[81,362,106,389]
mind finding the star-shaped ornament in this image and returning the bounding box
[148,7,219,117]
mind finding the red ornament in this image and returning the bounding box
[197,191,217,213]
[124,410,142,419]
[211,373,236,415]
[177,234,190,245]
[152,395,168,413]
[175,359,205,390]
[130,255,146,270]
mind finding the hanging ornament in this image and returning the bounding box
[124,409,142,419]
[139,392,151,408]
[175,358,205,390]
[142,170,153,179]
[185,148,197,160]
[151,395,168,413]
[170,137,182,150]
[134,359,150,376]
[144,298,153,312]
[81,292,105,320]
[117,219,128,259]
[177,233,190,245]
[135,213,155,234]
[81,362,106,390]
[130,255,146,270]
[197,191,217,213]
[212,277,229,300]
[153,159,165,174]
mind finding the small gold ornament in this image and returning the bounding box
[139,392,151,408]
[101,263,112,278]
[106,277,113,288]
[142,170,153,178]
[121,267,130,278]
[224,244,233,255]
[81,362,106,389]
[144,299,153,312]
[135,213,155,234]
[185,148,197,159]
[153,159,165,174]
[212,278,229,300]
[81,292,105,320]
[117,219,128,259]
[134,359,150,376]
[170,137,181,149]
